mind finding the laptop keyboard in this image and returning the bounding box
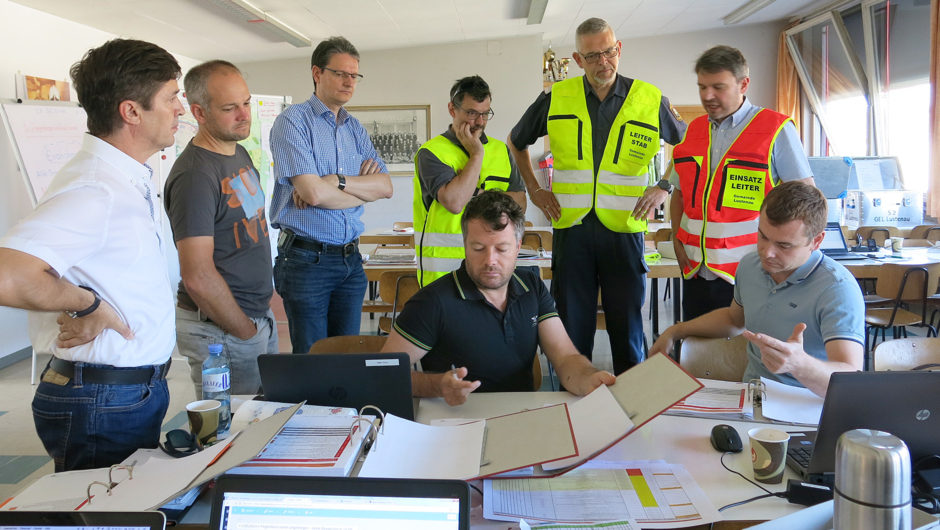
[788,446,812,467]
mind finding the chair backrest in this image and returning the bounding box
[873,338,940,371]
[379,271,420,312]
[524,220,534,227]
[309,335,388,354]
[856,225,898,247]
[533,354,542,390]
[653,228,673,244]
[522,230,553,251]
[874,262,940,302]
[908,225,940,241]
[679,335,749,382]
[392,221,413,229]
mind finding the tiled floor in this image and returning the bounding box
[0,280,671,502]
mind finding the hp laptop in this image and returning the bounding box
[258,352,417,420]
[785,371,940,484]
[819,223,867,260]
[0,512,165,530]
[210,474,470,530]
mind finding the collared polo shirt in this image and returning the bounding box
[0,134,175,367]
[393,263,558,392]
[269,93,387,245]
[734,250,865,387]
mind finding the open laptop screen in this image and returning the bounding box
[218,491,460,530]
[211,475,469,530]
[820,227,848,251]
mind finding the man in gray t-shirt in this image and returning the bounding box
[164,61,277,397]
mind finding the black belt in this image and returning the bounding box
[280,229,358,257]
[50,357,171,385]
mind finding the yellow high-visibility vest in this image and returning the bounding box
[546,76,662,232]
[413,135,512,286]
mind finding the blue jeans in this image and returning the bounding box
[273,246,367,354]
[32,361,170,472]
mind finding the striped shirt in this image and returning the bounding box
[269,93,387,245]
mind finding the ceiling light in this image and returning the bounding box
[527,0,549,25]
[207,0,311,47]
[724,0,778,25]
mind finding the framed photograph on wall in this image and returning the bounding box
[347,105,430,176]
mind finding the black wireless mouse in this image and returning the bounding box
[710,424,743,453]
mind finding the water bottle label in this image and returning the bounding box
[203,372,230,393]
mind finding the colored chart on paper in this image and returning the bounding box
[484,461,721,529]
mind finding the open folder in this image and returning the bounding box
[359,353,702,480]
[0,403,303,511]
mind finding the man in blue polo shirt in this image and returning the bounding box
[270,36,393,353]
[383,191,616,406]
[650,182,864,397]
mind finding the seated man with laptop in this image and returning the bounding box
[650,181,865,396]
[382,190,616,405]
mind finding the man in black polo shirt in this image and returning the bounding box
[382,191,616,406]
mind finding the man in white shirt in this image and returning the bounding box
[0,39,184,471]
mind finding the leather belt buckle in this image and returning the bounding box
[342,241,357,256]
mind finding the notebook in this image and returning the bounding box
[819,224,867,260]
[785,371,940,484]
[258,352,417,420]
[0,512,165,530]
[210,474,469,530]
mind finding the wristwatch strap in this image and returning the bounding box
[67,286,101,319]
[337,174,347,191]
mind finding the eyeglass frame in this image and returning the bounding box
[577,45,620,64]
[452,102,495,121]
[321,66,364,83]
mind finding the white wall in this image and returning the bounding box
[552,19,789,109]
[0,0,199,359]
[238,35,545,230]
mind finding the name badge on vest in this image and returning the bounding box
[723,167,765,212]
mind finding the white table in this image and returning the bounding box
[418,391,813,526]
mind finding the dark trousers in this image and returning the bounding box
[681,275,736,321]
[552,213,647,375]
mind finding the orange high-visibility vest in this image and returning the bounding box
[673,109,792,283]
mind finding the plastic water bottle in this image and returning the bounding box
[202,343,231,436]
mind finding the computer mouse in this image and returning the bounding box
[710,424,743,453]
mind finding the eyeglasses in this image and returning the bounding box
[322,67,364,83]
[455,103,495,121]
[159,429,203,458]
[579,46,619,64]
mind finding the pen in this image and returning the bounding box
[451,364,459,380]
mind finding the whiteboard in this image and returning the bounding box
[0,99,87,204]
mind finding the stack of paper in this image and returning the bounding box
[228,415,372,477]
[366,248,416,265]
[759,377,824,425]
[664,379,754,421]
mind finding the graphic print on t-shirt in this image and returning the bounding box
[222,165,268,248]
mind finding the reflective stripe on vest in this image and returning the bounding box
[673,109,791,282]
[413,134,512,286]
[546,77,662,233]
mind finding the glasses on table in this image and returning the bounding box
[322,67,364,83]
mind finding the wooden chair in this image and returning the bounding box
[909,225,940,243]
[873,337,940,371]
[679,335,749,382]
[524,220,534,227]
[309,335,388,354]
[392,221,413,230]
[533,354,543,391]
[865,262,940,357]
[855,226,898,248]
[378,271,420,335]
[522,230,553,251]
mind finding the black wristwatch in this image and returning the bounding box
[336,174,347,191]
[66,286,101,319]
[656,179,674,193]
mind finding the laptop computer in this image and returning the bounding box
[0,512,165,530]
[785,371,940,484]
[258,352,417,420]
[819,224,867,260]
[210,474,470,530]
